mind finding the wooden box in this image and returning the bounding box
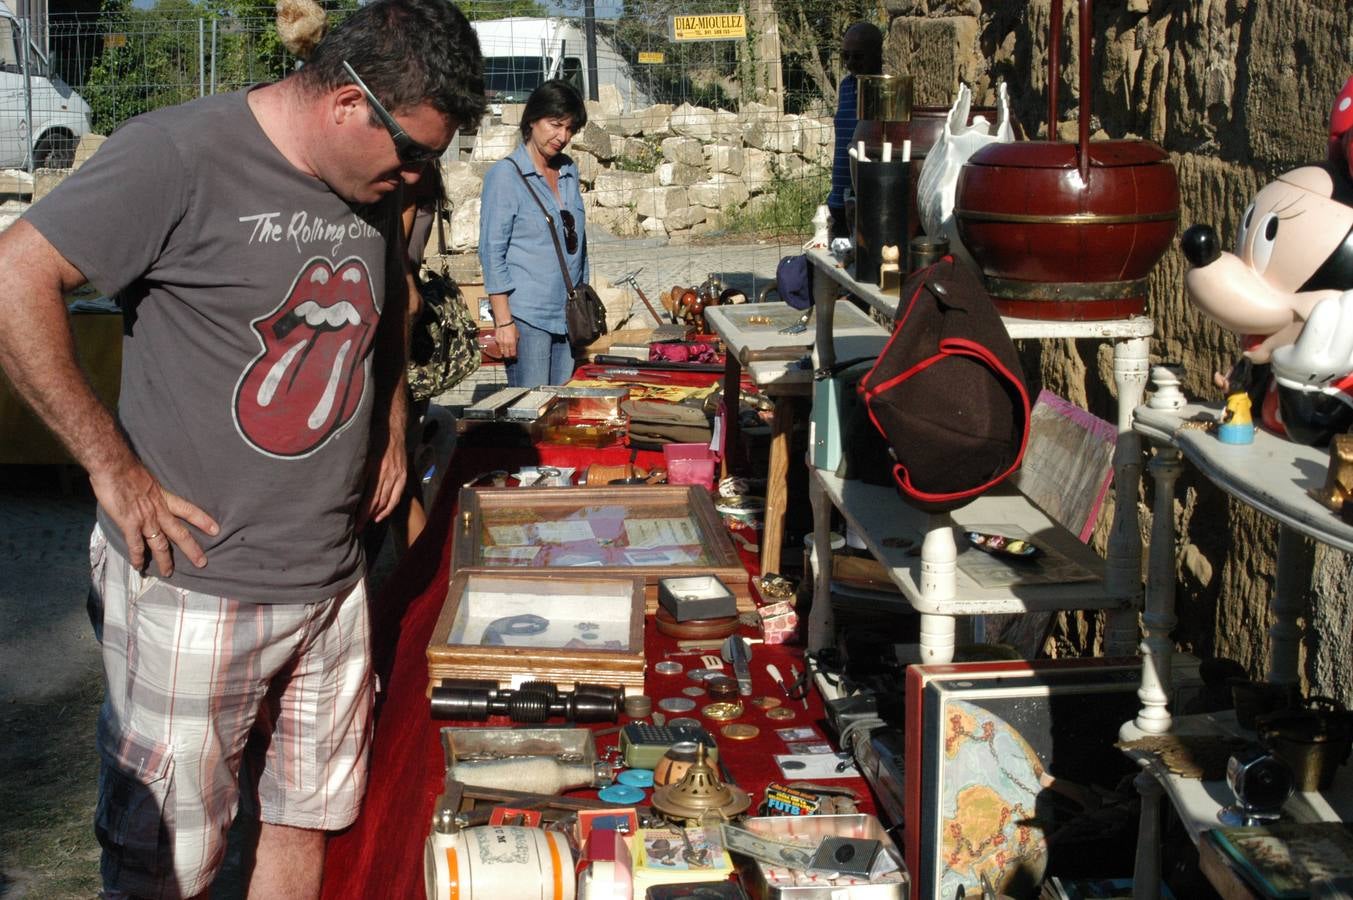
[452,484,752,612]
[427,571,647,695]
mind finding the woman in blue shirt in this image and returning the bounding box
[479,80,589,388]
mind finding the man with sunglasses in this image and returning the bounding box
[0,1,483,897]
[829,22,884,238]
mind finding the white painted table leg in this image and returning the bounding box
[1106,335,1150,655]
[1136,443,1182,734]
[1269,524,1308,687]
[919,613,957,664]
[807,471,835,652]
[1132,767,1165,900]
[919,521,957,663]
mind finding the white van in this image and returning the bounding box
[470,17,650,115]
[0,7,91,169]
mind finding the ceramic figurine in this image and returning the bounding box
[1180,75,1353,446]
[1219,386,1256,445]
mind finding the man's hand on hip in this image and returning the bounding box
[91,457,219,577]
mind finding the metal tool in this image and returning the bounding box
[778,308,813,334]
[720,636,753,697]
[789,663,809,709]
[609,267,669,327]
[766,663,790,698]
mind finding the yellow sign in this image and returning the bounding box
[638,51,666,65]
[105,33,127,48]
[670,13,746,42]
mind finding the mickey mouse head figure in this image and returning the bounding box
[1180,75,1353,445]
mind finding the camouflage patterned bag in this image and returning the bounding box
[406,203,480,402]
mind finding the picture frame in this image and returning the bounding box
[427,571,647,694]
[452,484,751,612]
[903,659,1142,900]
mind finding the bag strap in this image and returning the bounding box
[508,158,575,295]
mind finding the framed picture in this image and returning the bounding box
[903,659,1141,900]
[452,484,751,612]
[427,571,647,694]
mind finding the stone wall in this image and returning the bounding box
[883,0,1353,702]
[436,100,832,257]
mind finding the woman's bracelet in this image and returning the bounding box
[494,317,514,328]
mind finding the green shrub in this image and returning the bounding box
[722,160,827,237]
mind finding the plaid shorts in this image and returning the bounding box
[89,526,373,899]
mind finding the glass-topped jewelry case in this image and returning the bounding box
[427,570,647,695]
[451,484,751,612]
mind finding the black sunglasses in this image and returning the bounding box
[342,60,443,167]
[560,209,578,254]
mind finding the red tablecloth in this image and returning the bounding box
[321,384,866,898]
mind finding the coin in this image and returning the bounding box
[721,724,760,741]
[750,696,782,709]
[668,717,701,729]
[693,669,725,682]
[681,686,707,698]
[686,668,713,682]
[765,706,796,720]
[702,701,743,721]
[658,696,697,713]
[654,661,684,676]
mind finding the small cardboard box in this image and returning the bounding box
[657,575,737,622]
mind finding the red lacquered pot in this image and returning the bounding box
[953,0,1179,320]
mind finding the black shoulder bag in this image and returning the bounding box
[509,159,607,347]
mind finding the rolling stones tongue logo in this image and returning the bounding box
[234,257,379,458]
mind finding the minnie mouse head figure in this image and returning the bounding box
[1180,75,1353,445]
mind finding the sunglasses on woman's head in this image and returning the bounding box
[560,209,578,254]
[342,61,444,167]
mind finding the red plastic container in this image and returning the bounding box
[663,442,717,489]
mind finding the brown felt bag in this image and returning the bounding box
[856,256,1031,513]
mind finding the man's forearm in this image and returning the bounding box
[370,267,414,439]
[0,221,136,478]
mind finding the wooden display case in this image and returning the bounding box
[427,571,647,694]
[452,484,752,612]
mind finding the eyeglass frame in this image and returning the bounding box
[559,209,578,255]
[341,60,444,167]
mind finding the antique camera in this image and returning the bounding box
[1218,745,1294,826]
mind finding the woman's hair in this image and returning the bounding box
[520,80,588,141]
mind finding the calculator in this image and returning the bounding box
[619,722,718,769]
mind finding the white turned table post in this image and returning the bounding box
[1136,442,1182,733]
[1105,335,1151,655]
[919,521,958,663]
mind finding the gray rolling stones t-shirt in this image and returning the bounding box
[25,89,401,603]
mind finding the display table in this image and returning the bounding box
[320,433,867,899]
[704,301,889,577]
[1124,372,1353,899]
[803,249,1154,663]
